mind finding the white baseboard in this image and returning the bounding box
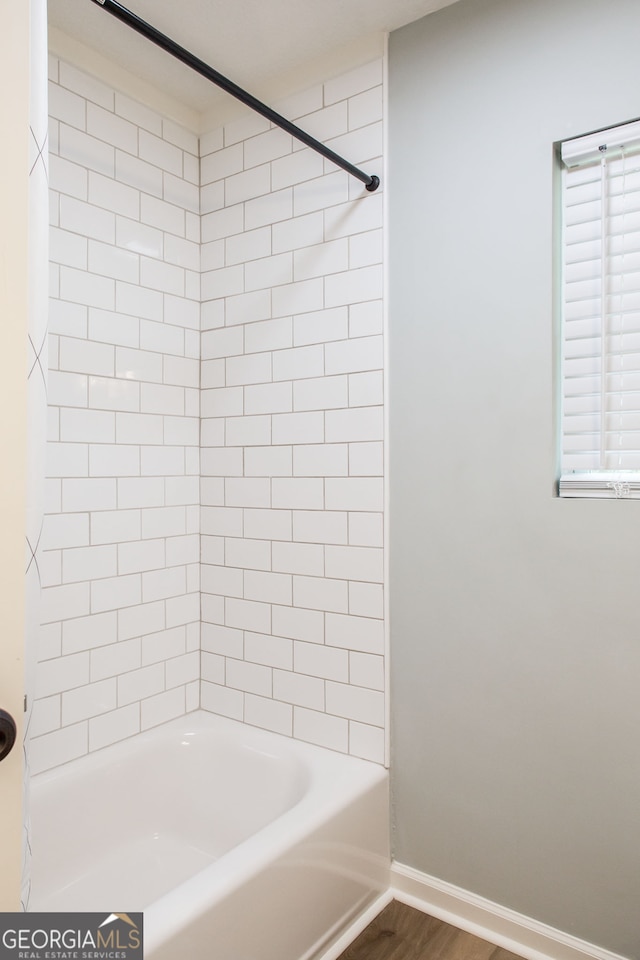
[391,862,630,960]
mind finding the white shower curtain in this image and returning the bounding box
[23,0,49,910]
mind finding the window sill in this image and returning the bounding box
[559,471,640,499]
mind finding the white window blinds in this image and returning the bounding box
[560,119,640,498]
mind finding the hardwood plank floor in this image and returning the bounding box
[336,901,525,960]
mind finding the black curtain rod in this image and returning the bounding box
[90,0,380,192]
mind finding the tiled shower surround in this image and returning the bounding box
[35,58,202,775]
[34,54,385,773]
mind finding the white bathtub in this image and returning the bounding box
[30,711,389,959]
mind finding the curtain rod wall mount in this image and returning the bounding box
[89,0,381,192]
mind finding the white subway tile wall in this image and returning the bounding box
[36,57,200,775]
[200,59,385,762]
[38,52,385,773]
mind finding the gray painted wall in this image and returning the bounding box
[389,1,640,956]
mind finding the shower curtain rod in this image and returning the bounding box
[89,0,380,192]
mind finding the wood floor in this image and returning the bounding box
[336,901,525,960]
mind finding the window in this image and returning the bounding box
[560,119,640,498]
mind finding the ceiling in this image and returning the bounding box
[48,0,460,116]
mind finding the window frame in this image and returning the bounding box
[559,118,640,499]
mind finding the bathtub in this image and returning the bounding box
[30,711,389,959]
